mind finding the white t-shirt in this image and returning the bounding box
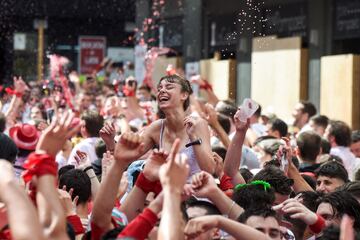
[330,146,357,179]
[251,123,267,137]
[68,137,100,167]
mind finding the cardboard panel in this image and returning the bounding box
[199,58,237,100]
[251,36,308,122]
[152,56,182,85]
[320,54,360,129]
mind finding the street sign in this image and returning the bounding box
[79,36,106,74]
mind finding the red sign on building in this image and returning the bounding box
[79,36,106,74]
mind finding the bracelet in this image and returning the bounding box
[89,175,97,179]
[67,215,85,235]
[185,138,202,148]
[83,166,93,173]
[227,201,235,217]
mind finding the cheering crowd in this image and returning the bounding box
[0,63,360,240]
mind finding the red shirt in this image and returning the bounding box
[118,208,158,240]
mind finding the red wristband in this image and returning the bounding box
[135,172,162,195]
[22,153,58,183]
[67,215,85,235]
[219,174,234,191]
[5,87,23,98]
[309,214,325,234]
[122,86,136,97]
[0,229,11,240]
[199,81,213,91]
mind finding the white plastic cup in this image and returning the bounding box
[237,98,259,122]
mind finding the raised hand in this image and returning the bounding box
[118,171,129,199]
[184,115,209,140]
[213,152,224,179]
[99,122,116,151]
[233,108,250,132]
[191,171,218,198]
[203,103,219,127]
[37,121,49,132]
[102,150,114,178]
[68,71,80,83]
[184,215,219,239]
[272,198,317,225]
[182,184,195,201]
[143,149,169,182]
[36,111,81,157]
[113,131,145,164]
[275,137,294,174]
[58,187,79,217]
[190,75,207,87]
[159,139,189,191]
[75,151,90,169]
[13,76,29,93]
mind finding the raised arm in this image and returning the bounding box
[158,139,189,240]
[0,160,44,240]
[118,192,162,239]
[99,122,116,153]
[4,77,27,118]
[91,132,145,232]
[31,111,81,240]
[192,171,244,220]
[223,109,248,185]
[190,76,219,106]
[76,152,101,199]
[120,148,168,221]
[204,103,231,148]
[282,138,314,193]
[184,116,215,174]
[185,215,267,240]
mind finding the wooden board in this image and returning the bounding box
[251,36,308,123]
[199,58,237,101]
[320,54,360,129]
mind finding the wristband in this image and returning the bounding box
[219,174,234,192]
[5,87,23,98]
[22,153,58,183]
[83,166,93,173]
[199,81,213,91]
[67,215,85,235]
[122,86,136,97]
[309,214,325,234]
[0,229,11,240]
[185,138,202,148]
[135,172,162,195]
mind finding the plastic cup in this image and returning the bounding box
[237,98,259,122]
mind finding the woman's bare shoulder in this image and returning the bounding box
[148,119,163,130]
[141,119,163,140]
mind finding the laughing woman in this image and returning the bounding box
[118,74,215,176]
